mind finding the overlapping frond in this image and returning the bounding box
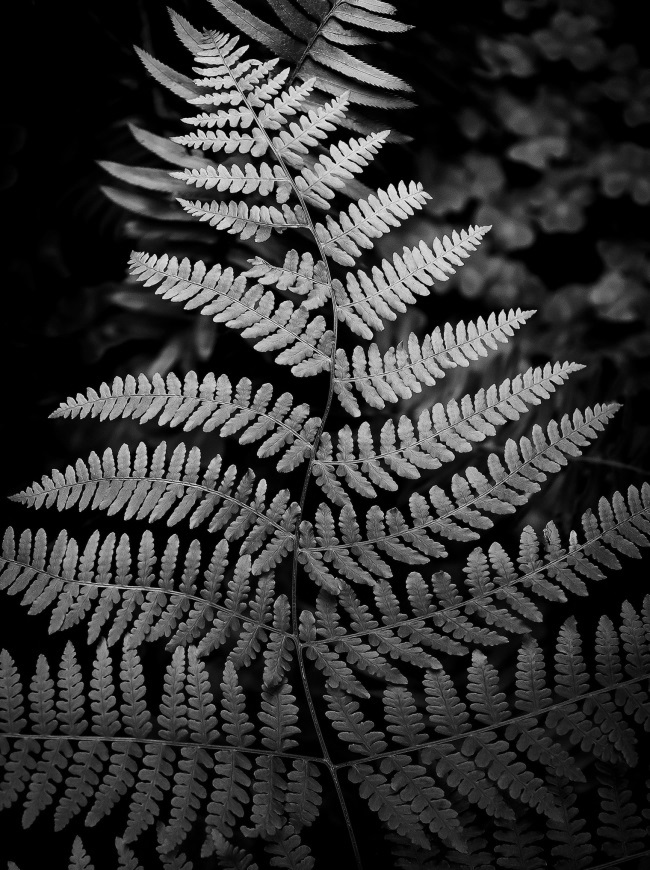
[244,249,330,310]
[208,0,413,110]
[335,225,492,338]
[0,643,317,852]
[274,93,350,167]
[9,441,297,570]
[316,601,650,858]
[333,309,534,416]
[315,362,583,501]
[129,252,333,377]
[51,371,321,473]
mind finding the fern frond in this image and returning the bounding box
[264,825,315,870]
[0,643,310,848]
[9,442,297,567]
[259,79,317,129]
[285,759,322,826]
[129,122,208,168]
[274,93,350,167]
[295,130,388,208]
[494,816,546,869]
[596,762,646,858]
[547,617,630,765]
[177,198,306,241]
[244,250,330,310]
[172,126,270,156]
[320,601,650,853]
[303,485,650,683]
[171,163,293,203]
[134,46,204,101]
[0,527,299,662]
[208,0,413,109]
[301,404,618,578]
[333,308,534,416]
[316,362,582,500]
[336,225,492,338]
[69,838,95,870]
[546,776,596,868]
[129,252,332,377]
[98,160,192,195]
[51,371,320,473]
[314,181,430,268]
[5,17,650,868]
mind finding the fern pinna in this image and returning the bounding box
[2,14,650,870]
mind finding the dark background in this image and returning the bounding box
[1,1,650,867]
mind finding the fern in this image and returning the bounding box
[2,16,650,870]
[206,0,414,113]
[51,372,320,472]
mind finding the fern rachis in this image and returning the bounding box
[2,11,650,870]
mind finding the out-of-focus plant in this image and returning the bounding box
[389,0,650,524]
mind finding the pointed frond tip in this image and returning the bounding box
[336,225,492,339]
[50,371,320,474]
[334,308,535,416]
[9,441,297,572]
[315,181,430,268]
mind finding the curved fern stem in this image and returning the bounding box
[203,30,362,867]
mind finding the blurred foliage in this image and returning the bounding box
[393,0,650,524]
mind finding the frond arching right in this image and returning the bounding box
[335,225,492,339]
[299,414,627,592]
[300,484,650,698]
[299,485,650,683]
[333,308,535,416]
[315,361,583,502]
[314,181,430,268]
[51,371,321,474]
[9,441,297,572]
